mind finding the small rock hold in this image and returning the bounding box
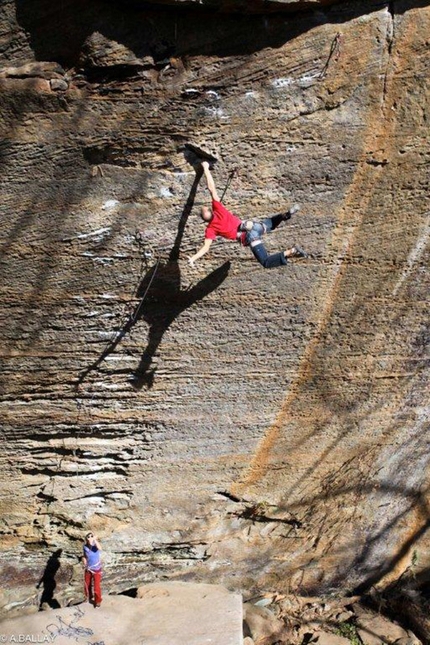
[395,636,423,645]
[102,199,120,210]
[316,632,351,645]
[136,586,170,599]
[243,603,285,644]
[356,611,411,645]
[335,610,353,622]
[0,77,50,92]
[50,78,69,91]
[0,61,65,79]
[79,31,154,68]
[254,597,274,608]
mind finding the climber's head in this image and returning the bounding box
[200,206,213,223]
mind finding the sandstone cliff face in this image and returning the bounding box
[0,0,429,616]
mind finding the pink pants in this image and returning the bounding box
[84,570,102,605]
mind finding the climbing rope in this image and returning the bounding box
[128,251,160,325]
[96,232,161,347]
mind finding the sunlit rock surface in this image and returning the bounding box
[0,583,243,645]
[0,0,429,615]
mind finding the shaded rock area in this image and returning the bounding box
[244,592,426,644]
[0,0,429,636]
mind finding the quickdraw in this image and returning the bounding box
[220,167,238,202]
[319,32,342,80]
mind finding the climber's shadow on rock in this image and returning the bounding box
[131,259,230,390]
[130,167,230,389]
[76,168,230,390]
[36,548,62,610]
[131,263,231,388]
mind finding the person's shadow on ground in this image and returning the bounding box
[76,168,230,389]
[36,549,62,610]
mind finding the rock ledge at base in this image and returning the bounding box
[0,582,243,645]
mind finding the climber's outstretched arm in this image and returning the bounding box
[188,238,213,267]
[202,161,220,202]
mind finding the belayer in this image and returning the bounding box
[188,160,308,269]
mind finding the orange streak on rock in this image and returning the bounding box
[232,11,422,496]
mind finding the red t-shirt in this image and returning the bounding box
[205,200,242,241]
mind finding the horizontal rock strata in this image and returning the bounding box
[0,0,429,618]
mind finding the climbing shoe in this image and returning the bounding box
[288,245,308,259]
[282,203,300,220]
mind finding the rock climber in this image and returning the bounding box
[83,532,102,608]
[188,161,308,269]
